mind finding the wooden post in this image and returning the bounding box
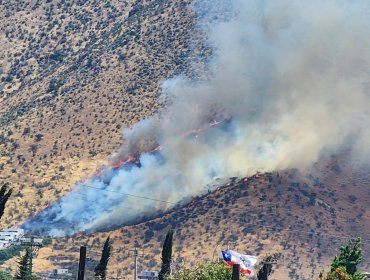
[232,263,240,280]
[77,246,87,280]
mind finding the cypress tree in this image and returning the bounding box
[257,255,274,280]
[0,183,12,220]
[159,229,174,280]
[15,248,31,280]
[0,183,9,198]
[94,236,113,280]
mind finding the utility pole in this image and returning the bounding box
[129,247,144,280]
[77,246,87,280]
[29,237,33,275]
[134,247,138,280]
[232,263,240,280]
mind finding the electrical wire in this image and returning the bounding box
[78,184,177,205]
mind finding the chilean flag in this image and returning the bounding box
[222,250,257,275]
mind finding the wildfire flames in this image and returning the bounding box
[79,119,225,184]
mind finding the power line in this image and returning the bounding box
[73,192,148,212]
[78,184,177,205]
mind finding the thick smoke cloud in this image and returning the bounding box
[25,0,370,236]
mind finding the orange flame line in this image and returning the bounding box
[78,120,223,183]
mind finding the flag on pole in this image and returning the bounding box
[221,250,257,275]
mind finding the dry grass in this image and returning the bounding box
[0,0,202,227]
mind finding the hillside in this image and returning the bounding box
[0,0,210,227]
[2,157,366,280]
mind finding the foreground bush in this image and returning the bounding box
[320,238,366,280]
[165,263,232,280]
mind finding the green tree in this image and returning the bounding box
[257,255,274,280]
[21,275,39,280]
[159,229,174,280]
[0,244,24,264]
[321,238,366,280]
[0,271,13,280]
[94,236,113,280]
[165,263,232,280]
[0,183,12,220]
[331,238,365,280]
[15,248,31,280]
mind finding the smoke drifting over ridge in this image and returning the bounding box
[26,0,370,236]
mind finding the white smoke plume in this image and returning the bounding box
[25,0,370,236]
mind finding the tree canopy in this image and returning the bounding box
[165,263,232,280]
[15,248,31,280]
[94,236,113,280]
[320,238,366,280]
[159,229,174,280]
[0,183,12,220]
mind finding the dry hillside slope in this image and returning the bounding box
[0,0,210,227]
[9,158,368,280]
